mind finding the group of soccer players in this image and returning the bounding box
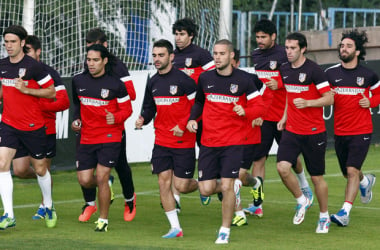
[0,17,378,245]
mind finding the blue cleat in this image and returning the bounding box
[200,194,211,205]
[331,209,349,227]
[32,206,46,220]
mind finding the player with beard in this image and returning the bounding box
[325,29,379,227]
[277,32,333,233]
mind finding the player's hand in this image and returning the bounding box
[233,102,245,116]
[277,118,286,131]
[135,115,144,129]
[105,109,115,125]
[170,125,184,137]
[14,78,28,94]
[293,98,309,109]
[252,117,263,128]
[186,120,197,133]
[265,77,278,90]
[71,119,82,132]
[359,93,370,108]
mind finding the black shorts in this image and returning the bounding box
[252,120,282,161]
[197,145,242,181]
[14,134,56,159]
[277,130,327,176]
[0,123,47,159]
[151,144,195,178]
[334,134,371,175]
[76,142,121,171]
[241,144,258,170]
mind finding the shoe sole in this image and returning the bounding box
[330,215,348,227]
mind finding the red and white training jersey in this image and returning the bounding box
[141,67,197,148]
[325,63,380,135]
[280,59,331,135]
[39,62,70,135]
[0,55,54,131]
[252,44,287,122]
[72,72,132,144]
[173,43,215,83]
[190,68,265,147]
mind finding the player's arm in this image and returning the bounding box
[367,77,380,108]
[139,81,156,126]
[15,77,55,98]
[277,96,288,131]
[40,86,70,112]
[110,84,133,124]
[177,77,197,131]
[293,89,334,109]
[71,78,81,131]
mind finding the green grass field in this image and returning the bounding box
[2,146,380,249]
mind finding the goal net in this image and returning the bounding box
[0,0,220,77]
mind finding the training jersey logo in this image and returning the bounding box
[299,73,306,83]
[356,77,364,86]
[170,85,178,95]
[269,61,277,70]
[18,68,26,78]
[185,58,192,67]
[101,88,109,99]
[230,84,238,94]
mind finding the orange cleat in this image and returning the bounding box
[78,204,97,222]
[124,193,136,222]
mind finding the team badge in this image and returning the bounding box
[269,61,277,70]
[299,73,306,83]
[356,77,364,86]
[18,68,26,78]
[185,58,192,67]
[230,84,238,94]
[101,88,109,98]
[170,85,178,95]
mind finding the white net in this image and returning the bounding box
[0,0,220,77]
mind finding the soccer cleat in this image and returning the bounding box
[231,215,248,227]
[215,232,229,244]
[124,193,136,222]
[234,179,242,209]
[316,217,330,233]
[359,173,376,204]
[32,206,46,220]
[79,204,97,222]
[293,197,311,225]
[200,194,211,205]
[330,209,350,227]
[250,176,264,207]
[217,192,223,202]
[45,207,57,228]
[0,213,16,230]
[243,204,263,218]
[109,175,115,204]
[94,219,108,232]
[162,228,183,238]
[301,186,314,206]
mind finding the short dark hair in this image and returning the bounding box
[214,39,234,52]
[172,18,198,40]
[86,28,107,44]
[253,19,277,35]
[340,29,368,61]
[25,35,42,51]
[86,44,115,74]
[153,39,174,54]
[233,49,240,63]
[286,32,308,50]
[3,25,28,53]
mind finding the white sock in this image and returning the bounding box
[360,175,369,187]
[296,169,309,189]
[98,217,108,224]
[37,171,52,208]
[87,201,96,206]
[296,194,307,205]
[174,194,180,205]
[165,209,181,229]
[235,210,246,219]
[320,211,329,218]
[0,171,14,218]
[342,202,353,215]
[253,177,261,188]
[219,226,230,235]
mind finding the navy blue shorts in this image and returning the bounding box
[252,120,282,161]
[241,144,258,170]
[14,134,56,159]
[277,130,327,176]
[335,134,371,175]
[151,144,195,178]
[76,142,121,171]
[0,123,47,159]
[197,145,242,180]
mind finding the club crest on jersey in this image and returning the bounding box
[230,84,238,94]
[101,88,109,98]
[299,73,306,83]
[269,61,277,70]
[170,85,178,95]
[185,58,192,67]
[356,77,364,86]
[18,68,26,78]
